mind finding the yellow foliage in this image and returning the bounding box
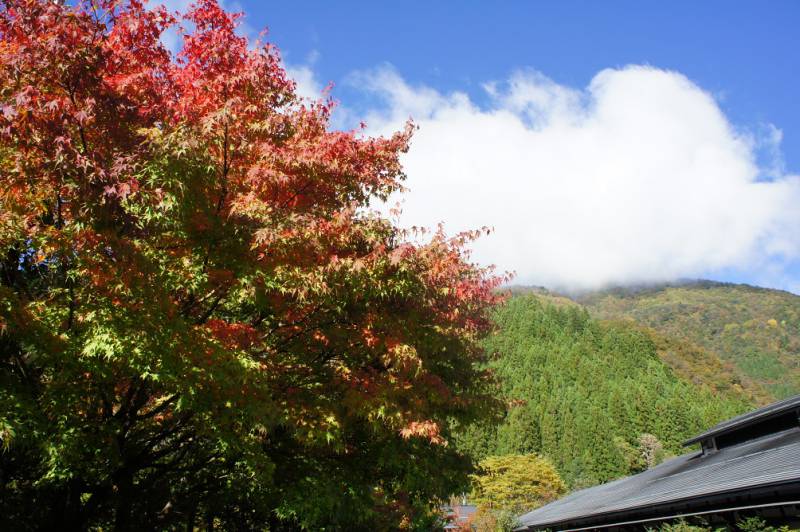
[470,454,566,516]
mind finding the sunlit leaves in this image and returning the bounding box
[0,0,504,528]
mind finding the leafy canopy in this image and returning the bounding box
[579,281,800,400]
[0,1,505,529]
[470,454,566,515]
[458,295,750,488]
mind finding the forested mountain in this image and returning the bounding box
[460,295,752,489]
[577,281,800,401]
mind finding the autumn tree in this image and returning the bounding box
[468,454,565,532]
[470,454,565,517]
[0,1,505,529]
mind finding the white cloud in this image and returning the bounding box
[284,63,324,101]
[284,51,325,101]
[346,65,800,291]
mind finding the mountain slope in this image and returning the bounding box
[459,295,752,488]
[577,281,800,400]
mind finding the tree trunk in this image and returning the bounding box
[55,479,85,532]
[113,471,134,531]
[185,503,197,532]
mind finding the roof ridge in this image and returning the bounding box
[683,394,800,447]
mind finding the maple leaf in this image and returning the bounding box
[0,1,506,529]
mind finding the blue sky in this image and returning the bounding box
[210,1,800,292]
[254,0,800,164]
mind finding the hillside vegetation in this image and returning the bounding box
[578,281,800,400]
[460,295,751,489]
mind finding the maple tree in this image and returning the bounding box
[0,0,505,529]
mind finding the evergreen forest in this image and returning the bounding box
[461,293,755,489]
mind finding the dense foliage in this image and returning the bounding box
[652,516,794,532]
[0,1,504,529]
[460,296,751,488]
[470,454,565,515]
[579,281,800,400]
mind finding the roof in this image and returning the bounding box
[517,428,800,530]
[517,394,800,531]
[683,394,800,446]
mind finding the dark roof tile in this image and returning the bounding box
[517,427,800,530]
